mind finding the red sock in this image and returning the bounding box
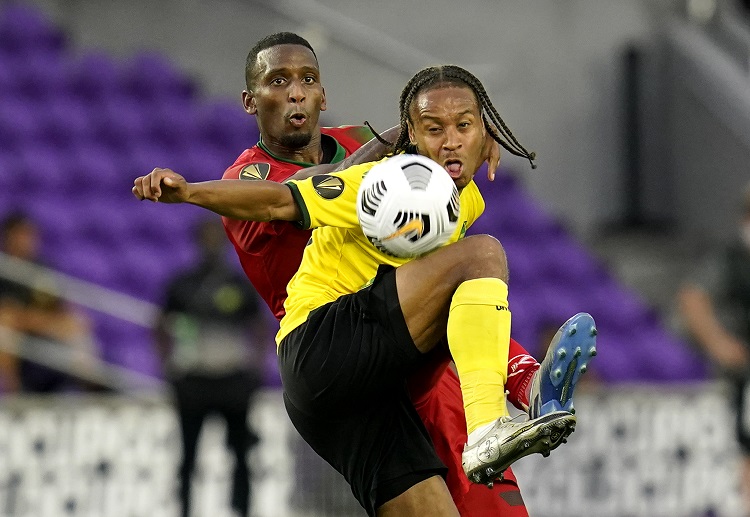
[505,338,539,411]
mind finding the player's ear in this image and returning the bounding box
[407,122,416,144]
[242,90,257,115]
[320,87,327,112]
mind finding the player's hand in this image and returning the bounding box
[482,130,501,181]
[132,168,189,203]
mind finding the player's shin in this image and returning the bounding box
[447,277,511,441]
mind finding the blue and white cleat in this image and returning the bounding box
[529,312,597,419]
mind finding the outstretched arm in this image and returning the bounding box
[132,168,301,222]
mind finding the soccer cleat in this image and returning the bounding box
[529,312,597,419]
[462,411,577,486]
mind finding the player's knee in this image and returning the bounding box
[461,234,508,281]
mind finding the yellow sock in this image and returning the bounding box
[447,277,511,435]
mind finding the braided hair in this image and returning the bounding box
[367,65,536,169]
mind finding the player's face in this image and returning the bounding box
[408,85,486,191]
[243,44,327,149]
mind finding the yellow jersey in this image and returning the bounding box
[277,159,485,345]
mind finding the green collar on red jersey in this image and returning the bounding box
[258,134,347,167]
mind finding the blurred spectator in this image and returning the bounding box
[677,182,750,510]
[156,217,267,517]
[0,212,100,393]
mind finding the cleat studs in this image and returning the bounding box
[568,324,577,336]
[557,349,567,359]
[580,365,587,374]
[574,347,582,358]
[554,368,563,379]
[523,441,531,449]
[570,407,576,415]
[591,327,598,336]
[487,480,494,489]
[542,450,550,458]
[562,438,568,444]
[589,346,597,356]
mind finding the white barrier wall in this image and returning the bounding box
[0,384,744,517]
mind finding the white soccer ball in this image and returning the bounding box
[357,154,460,258]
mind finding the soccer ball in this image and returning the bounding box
[357,154,460,258]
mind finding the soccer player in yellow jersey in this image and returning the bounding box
[134,65,589,517]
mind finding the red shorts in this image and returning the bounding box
[408,350,529,516]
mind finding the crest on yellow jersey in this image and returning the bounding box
[312,175,344,199]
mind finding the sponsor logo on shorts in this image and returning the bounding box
[239,163,270,180]
[312,175,344,199]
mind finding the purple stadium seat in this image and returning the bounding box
[177,143,233,182]
[0,55,20,98]
[66,51,121,102]
[13,52,68,102]
[37,96,94,149]
[594,334,645,383]
[89,94,150,148]
[142,100,199,150]
[100,322,161,378]
[589,282,653,335]
[16,145,73,195]
[637,325,707,381]
[0,151,22,192]
[496,235,554,287]
[0,98,39,150]
[120,51,196,103]
[536,237,608,287]
[196,99,259,153]
[55,242,118,286]
[599,326,707,382]
[70,199,136,250]
[24,196,83,252]
[0,3,66,57]
[69,142,127,193]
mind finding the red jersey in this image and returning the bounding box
[221,126,375,321]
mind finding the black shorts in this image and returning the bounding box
[278,265,447,516]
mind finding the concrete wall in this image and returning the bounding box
[30,0,663,240]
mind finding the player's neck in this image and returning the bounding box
[262,132,325,165]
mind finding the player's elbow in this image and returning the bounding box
[267,201,301,222]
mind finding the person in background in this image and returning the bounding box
[0,212,99,393]
[677,182,750,512]
[156,217,267,517]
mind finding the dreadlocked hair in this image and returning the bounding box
[380,65,536,169]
